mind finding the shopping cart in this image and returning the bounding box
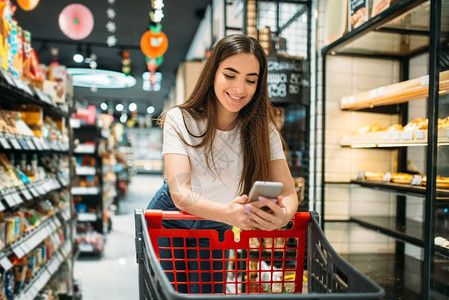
[134,209,384,299]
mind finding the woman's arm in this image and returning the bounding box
[246,159,299,230]
[163,153,252,229]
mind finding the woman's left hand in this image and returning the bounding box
[245,196,289,230]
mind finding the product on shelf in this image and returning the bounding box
[390,173,413,184]
[364,171,385,182]
[422,175,449,189]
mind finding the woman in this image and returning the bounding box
[148,34,298,294]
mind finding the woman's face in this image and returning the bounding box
[213,53,260,116]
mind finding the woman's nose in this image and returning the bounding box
[231,79,245,93]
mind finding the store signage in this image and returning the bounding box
[267,56,308,103]
[348,0,369,30]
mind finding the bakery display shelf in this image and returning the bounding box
[351,179,449,198]
[351,216,449,262]
[341,128,449,148]
[321,0,441,57]
[0,70,69,119]
[341,70,449,111]
[14,240,71,300]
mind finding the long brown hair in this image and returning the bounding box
[160,34,284,195]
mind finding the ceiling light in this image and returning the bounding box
[116,103,124,111]
[67,68,136,89]
[100,102,108,110]
[120,113,128,123]
[73,53,84,63]
[129,103,137,112]
[147,106,155,114]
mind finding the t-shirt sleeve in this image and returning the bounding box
[269,123,286,161]
[162,109,189,156]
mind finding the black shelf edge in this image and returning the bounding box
[321,0,427,56]
[351,216,425,247]
[351,179,449,198]
[348,217,449,260]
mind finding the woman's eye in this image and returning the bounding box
[224,74,235,79]
[246,80,256,84]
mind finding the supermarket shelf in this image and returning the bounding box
[74,144,96,154]
[0,133,69,153]
[0,177,68,210]
[15,240,72,300]
[0,69,69,118]
[352,179,449,197]
[340,70,449,110]
[8,214,63,260]
[77,212,98,222]
[75,166,96,176]
[71,187,100,195]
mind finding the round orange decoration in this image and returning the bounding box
[140,30,168,58]
[17,0,40,11]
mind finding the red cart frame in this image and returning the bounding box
[135,209,384,299]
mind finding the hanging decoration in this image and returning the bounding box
[105,0,117,47]
[58,4,94,40]
[140,0,166,91]
[140,30,168,58]
[121,50,131,74]
[17,0,40,11]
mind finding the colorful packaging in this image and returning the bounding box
[0,2,10,71]
[15,25,22,77]
[7,19,18,76]
[22,30,31,80]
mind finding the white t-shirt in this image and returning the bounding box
[162,107,285,204]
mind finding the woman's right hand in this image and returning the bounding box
[224,195,253,230]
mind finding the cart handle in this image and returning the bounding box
[144,209,311,229]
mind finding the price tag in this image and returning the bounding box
[1,70,15,87]
[9,137,22,149]
[383,172,392,182]
[0,136,10,149]
[4,193,16,207]
[392,132,400,141]
[401,131,412,141]
[0,256,13,270]
[12,192,23,205]
[29,186,40,198]
[381,132,390,141]
[26,138,36,150]
[415,130,425,140]
[78,243,94,252]
[411,175,423,186]
[32,137,42,150]
[12,244,26,258]
[357,171,364,180]
[420,75,429,86]
[18,138,29,150]
[21,188,33,200]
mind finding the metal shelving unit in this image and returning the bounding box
[319,0,449,298]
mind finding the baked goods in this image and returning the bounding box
[422,176,449,189]
[384,123,403,132]
[364,171,384,182]
[391,173,413,184]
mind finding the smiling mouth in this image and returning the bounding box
[227,92,244,100]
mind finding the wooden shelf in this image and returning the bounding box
[340,70,449,110]
[341,128,449,148]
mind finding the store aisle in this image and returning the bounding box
[74,174,164,300]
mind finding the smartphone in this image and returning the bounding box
[248,181,283,203]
